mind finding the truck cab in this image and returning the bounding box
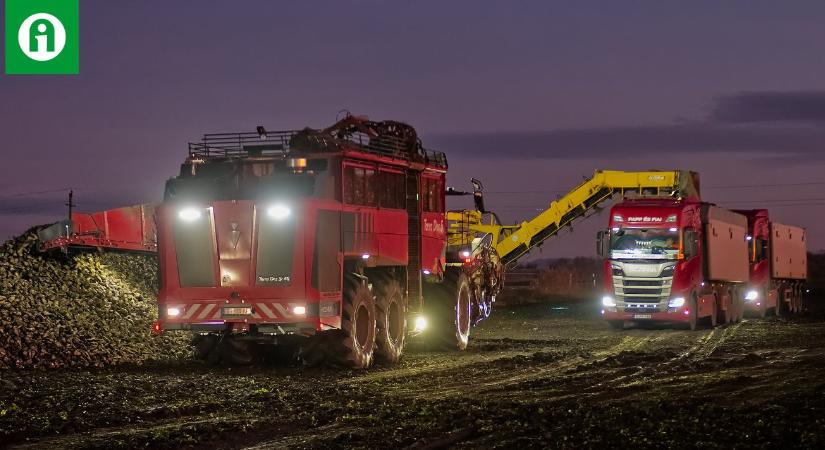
[599,198,748,329]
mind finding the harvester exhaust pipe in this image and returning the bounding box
[471,178,486,213]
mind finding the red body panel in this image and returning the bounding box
[156,144,447,333]
[39,204,157,252]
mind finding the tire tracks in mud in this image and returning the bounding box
[350,333,674,402]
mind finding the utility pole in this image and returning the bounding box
[65,190,75,222]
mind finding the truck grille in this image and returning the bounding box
[612,272,672,307]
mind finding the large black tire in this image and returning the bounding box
[687,296,699,331]
[776,284,788,317]
[428,271,472,351]
[301,273,377,369]
[219,335,255,365]
[374,275,407,365]
[757,288,767,318]
[607,320,624,330]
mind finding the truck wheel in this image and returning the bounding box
[374,276,407,364]
[757,289,767,318]
[302,274,377,369]
[688,296,698,331]
[429,272,472,351]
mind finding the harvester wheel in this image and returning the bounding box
[193,334,219,364]
[374,275,407,364]
[219,335,255,366]
[322,274,377,369]
[428,271,472,350]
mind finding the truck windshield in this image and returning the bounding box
[610,228,680,260]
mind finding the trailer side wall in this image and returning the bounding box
[770,223,807,280]
[702,205,749,282]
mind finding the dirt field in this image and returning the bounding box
[2,300,825,449]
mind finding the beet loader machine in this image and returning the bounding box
[38,113,707,367]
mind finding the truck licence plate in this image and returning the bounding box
[223,307,252,316]
[633,314,652,319]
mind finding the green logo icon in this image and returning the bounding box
[5,0,79,74]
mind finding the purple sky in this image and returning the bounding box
[2,1,825,258]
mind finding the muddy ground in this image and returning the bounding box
[2,300,825,449]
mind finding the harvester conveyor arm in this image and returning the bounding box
[486,170,697,267]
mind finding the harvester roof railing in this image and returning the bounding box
[188,128,447,168]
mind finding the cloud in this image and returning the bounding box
[711,91,825,124]
[426,91,825,161]
[427,122,825,160]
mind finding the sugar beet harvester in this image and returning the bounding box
[38,115,708,368]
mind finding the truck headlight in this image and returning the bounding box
[602,296,616,307]
[745,290,759,301]
[267,204,291,219]
[167,307,181,317]
[668,297,685,308]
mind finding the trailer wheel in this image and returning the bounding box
[374,276,407,364]
[757,289,767,318]
[428,271,472,351]
[687,296,698,331]
[775,284,788,317]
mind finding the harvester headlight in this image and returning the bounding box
[461,250,471,258]
[602,296,616,307]
[668,297,685,308]
[292,305,306,315]
[414,316,428,332]
[178,208,202,221]
[745,290,759,301]
[167,307,181,317]
[267,204,291,219]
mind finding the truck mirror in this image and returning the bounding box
[596,230,606,257]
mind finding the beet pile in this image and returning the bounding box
[0,230,190,369]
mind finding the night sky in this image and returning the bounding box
[2,1,825,258]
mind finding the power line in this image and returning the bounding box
[0,187,72,199]
[480,179,825,195]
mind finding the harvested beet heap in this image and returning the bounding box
[0,229,190,369]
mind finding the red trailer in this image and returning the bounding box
[37,204,157,253]
[598,197,749,330]
[734,209,807,317]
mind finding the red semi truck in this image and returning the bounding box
[734,209,807,317]
[598,197,750,330]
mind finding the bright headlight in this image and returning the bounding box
[414,316,428,332]
[602,296,616,307]
[267,204,291,219]
[167,307,181,317]
[745,290,759,301]
[668,297,685,308]
[292,305,306,315]
[178,208,202,221]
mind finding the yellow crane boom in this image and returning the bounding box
[447,170,699,267]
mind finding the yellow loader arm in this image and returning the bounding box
[447,170,699,267]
